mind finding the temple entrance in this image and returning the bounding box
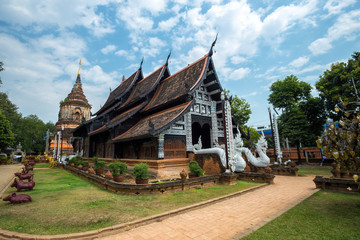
[192,121,211,149]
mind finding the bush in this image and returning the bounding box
[81,161,89,167]
[133,163,149,180]
[93,156,105,170]
[0,157,7,164]
[108,162,127,176]
[189,161,204,176]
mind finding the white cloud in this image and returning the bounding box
[261,0,318,45]
[309,9,360,55]
[101,45,116,54]
[229,67,251,81]
[324,0,356,16]
[115,50,127,57]
[308,38,332,55]
[242,91,258,97]
[115,0,168,42]
[157,16,180,31]
[231,56,247,65]
[328,9,360,41]
[0,0,115,37]
[115,49,136,61]
[149,37,166,48]
[289,56,309,68]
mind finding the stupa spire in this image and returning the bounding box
[78,59,81,75]
[76,59,81,84]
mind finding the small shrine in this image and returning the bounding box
[50,60,92,156]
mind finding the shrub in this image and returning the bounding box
[133,163,149,180]
[93,156,105,170]
[0,157,7,164]
[189,161,204,176]
[81,161,89,167]
[108,162,127,176]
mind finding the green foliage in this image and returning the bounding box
[81,161,89,167]
[316,52,360,121]
[0,111,15,152]
[59,97,69,105]
[268,75,326,157]
[0,156,7,164]
[93,156,105,169]
[225,90,251,127]
[268,74,311,112]
[15,115,49,154]
[133,163,149,180]
[108,162,127,176]
[189,160,204,176]
[242,127,261,149]
[0,92,20,124]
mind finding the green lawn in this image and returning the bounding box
[242,190,360,240]
[0,168,260,235]
[33,163,49,168]
[297,165,332,177]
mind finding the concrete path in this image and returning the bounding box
[99,176,318,240]
[0,164,23,198]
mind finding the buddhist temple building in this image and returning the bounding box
[73,40,237,177]
[50,61,92,155]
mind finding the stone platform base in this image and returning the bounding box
[313,176,359,193]
[84,157,190,179]
[236,172,275,184]
[270,166,298,176]
[64,165,273,195]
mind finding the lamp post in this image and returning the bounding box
[221,91,230,172]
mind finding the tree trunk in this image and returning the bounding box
[296,143,302,164]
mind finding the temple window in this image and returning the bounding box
[201,105,206,114]
[194,104,200,113]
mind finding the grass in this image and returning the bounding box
[0,168,260,235]
[33,163,49,168]
[242,190,360,240]
[297,165,332,177]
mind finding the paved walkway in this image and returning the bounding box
[0,164,23,198]
[99,176,318,240]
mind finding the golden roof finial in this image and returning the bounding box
[78,59,81,75]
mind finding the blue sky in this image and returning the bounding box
[0,0,359,127]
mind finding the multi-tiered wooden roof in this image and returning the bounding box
[77,39,226,143]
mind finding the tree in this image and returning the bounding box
[268,75,325,163]
[315,52,360,121]
[0,91,52,154]
[277,106,311,163]
[225,90,252,127]
[299,97,326,145]
[241,127,261,149]
[0,92,21,124]
[0,111,15,152]
[15,115,47,154]
[268,74,311,112]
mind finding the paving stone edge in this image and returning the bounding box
[0,183,268,240]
